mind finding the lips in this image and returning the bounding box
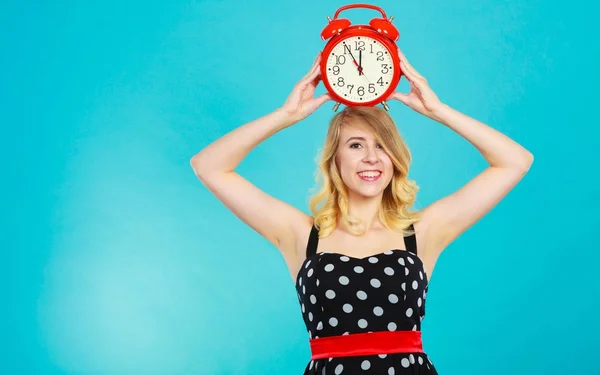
[357,170,382,181]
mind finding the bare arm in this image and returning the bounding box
[390,49,534,257]
[190,53,330,249]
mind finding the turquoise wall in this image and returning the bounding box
[3,0,598,374]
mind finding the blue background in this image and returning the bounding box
[2,0,598,374]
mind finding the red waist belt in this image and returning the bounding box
[309,330,423,360]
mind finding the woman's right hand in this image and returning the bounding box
[279,52,332,125]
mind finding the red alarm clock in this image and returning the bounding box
[320,4,402,111]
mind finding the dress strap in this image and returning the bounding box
[306,222,320,258]
[404,223,418,256]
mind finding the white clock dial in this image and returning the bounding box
[325,36,395,103]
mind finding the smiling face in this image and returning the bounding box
[335,120,394,200]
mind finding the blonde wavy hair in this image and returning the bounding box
[308,106,421,237]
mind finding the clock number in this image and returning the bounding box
[376,51,384,61]
[354,40,365,51]
[358,86,365,97]
[377,77,385,86]
[370,44,374,53]
[335,55,346,65]
[368,83,376,93]
[332,66,340,75]
[381,64,389,74]
[343,44,352,55]
[347,84,354,94]
[337,77,345,87]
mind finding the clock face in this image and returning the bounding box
[324,36,396,104]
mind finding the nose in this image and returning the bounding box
[362,146,379,164]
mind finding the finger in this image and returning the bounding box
[389,91,409,104]
[311,93,332,109]
[397,50,424,80]
[401,61,426,86]
[303,52,322,79]
[299,64,321,88]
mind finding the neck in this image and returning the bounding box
[342,192,384,233]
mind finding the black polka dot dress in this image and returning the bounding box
[295,224,438,374]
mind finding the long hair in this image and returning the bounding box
[308,106,421,237]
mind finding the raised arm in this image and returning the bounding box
[389,48,534,258]
[190,53,331,251]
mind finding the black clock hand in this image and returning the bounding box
[346,46,363,75]
[359,50,362,75]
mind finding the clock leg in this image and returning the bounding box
[332,102,341,112]
[382,101,390,111]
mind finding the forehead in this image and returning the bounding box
[339,120,375,139]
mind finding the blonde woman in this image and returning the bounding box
[190,50,533,374]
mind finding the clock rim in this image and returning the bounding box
[320,26,401,107]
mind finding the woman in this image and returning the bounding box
[190,49,533,374]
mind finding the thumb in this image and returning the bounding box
[390,92,410,104]
[313,93,332,109]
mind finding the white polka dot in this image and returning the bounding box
[340,256,350,262]
[326,290,336,299]
[305,260,312,268]
[373,306,384,316]
[388,322,397,331]
[316,279,320,286]
[309,360,314,369]
[401,283,406,291]
[378,354,387,358]
[324,264,335,272]
[418,356,424,365]
[299,277,302,286]
[398,258,405,266]
[335,364,344,374]
[302,285,306,294]
[329,317,338,327]
[412,324,417,331]
[308,268,314,277]
[408,257,415,264]
[384,267,394,276]
[388,294,399,303]
[401,358,410,368]
[412,280,419,290]
[370,278,381,288]
[368,257,378,263]
[361,360,371,370]
[317,321,323,330]
[419,271,424,280]
[354,266,364,273]
[302,303,305,313]
[388,367,395,375]
[358,319,368,328]
[409,354,415,364]
[384,250,393,255]
[357,290,368,300]
[417,298,422,307]
[405,268,410,276]
[309,312,313,321]
[339,276,349,285]
[343,303,353,313]
[406,308,413,317]
[310,295,317,304]
[343,331,350,335]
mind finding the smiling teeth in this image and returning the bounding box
[358,171,381,178]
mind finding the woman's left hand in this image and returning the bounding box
[388,48,446,119]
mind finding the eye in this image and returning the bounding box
[349,143,362,148]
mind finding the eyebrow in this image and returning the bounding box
[345,136,367,144]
